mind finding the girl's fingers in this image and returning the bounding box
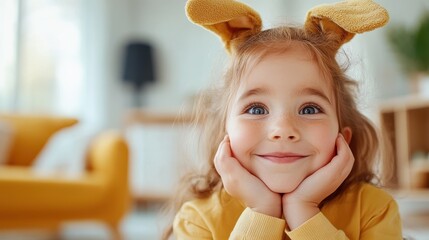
[312,134,353,187]
[214,135,258,191]
[316,134,354,190]
[333,134,354,178]
[287,134,354,204]
[214,135,249,184]
[215,135,282,217]
[214,135,232,174]
[216,136,247,179]
[214,136,250,196]
[313,134,353,180]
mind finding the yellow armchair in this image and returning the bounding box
[0,114,130,237]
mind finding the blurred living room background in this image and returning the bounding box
[1,0,429,239]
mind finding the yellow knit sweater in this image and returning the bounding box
[173,183,402,239]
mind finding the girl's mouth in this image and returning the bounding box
[256,152,308,164]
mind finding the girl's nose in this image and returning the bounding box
[269,115,300,142]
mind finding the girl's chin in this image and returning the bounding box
[268,184,299,194]
[262,177,303,193]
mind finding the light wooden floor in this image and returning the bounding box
[0,206,166,240]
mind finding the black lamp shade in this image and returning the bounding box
[122,42,155,90]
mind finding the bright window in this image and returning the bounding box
[0,0,85,115]
[0,0,18,111]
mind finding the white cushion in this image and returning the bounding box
[0,121,14,165]
[33,122,101,178]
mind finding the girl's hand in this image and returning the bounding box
[282,134,355,229]
[214,136,282,218]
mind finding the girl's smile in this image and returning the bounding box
[256,152,309,164]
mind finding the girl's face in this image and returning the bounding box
[226,46,340,193]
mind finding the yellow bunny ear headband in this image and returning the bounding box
[185,0,389,54]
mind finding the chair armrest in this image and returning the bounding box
[0,167,108,212]
[86,130,131,218]
[87,130,129,185]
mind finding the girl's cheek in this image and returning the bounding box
[227,123,252,159]
[227,131,245,158]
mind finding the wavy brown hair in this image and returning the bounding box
[162,25,392,239]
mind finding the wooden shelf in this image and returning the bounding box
[379,95,429,192]
[378,94,429,112]
[124,109,193,126]
[133,193,171,205]
[410,165,429,173]
[388,189,429,202]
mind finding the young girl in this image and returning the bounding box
[164,0,402,239]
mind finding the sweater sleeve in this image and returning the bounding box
[173,205,286,240]
[230,207,286,239]
[286,212,349,240]
[173,202,213,240]
[286,199,402,240]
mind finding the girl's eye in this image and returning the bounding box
[245,105,268,115]
[299,105,321,115]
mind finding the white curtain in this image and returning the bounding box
[0,0,108,128]
[0,0,18,110]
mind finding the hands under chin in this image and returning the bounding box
[214,134,354,229]
[214,136,282,218]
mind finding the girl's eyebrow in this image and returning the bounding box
[237,87,268,101]
[237,87,332,104]
[299,87,332,104]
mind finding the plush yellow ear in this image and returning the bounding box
[305,0,389,49]
[186,0,262,54]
